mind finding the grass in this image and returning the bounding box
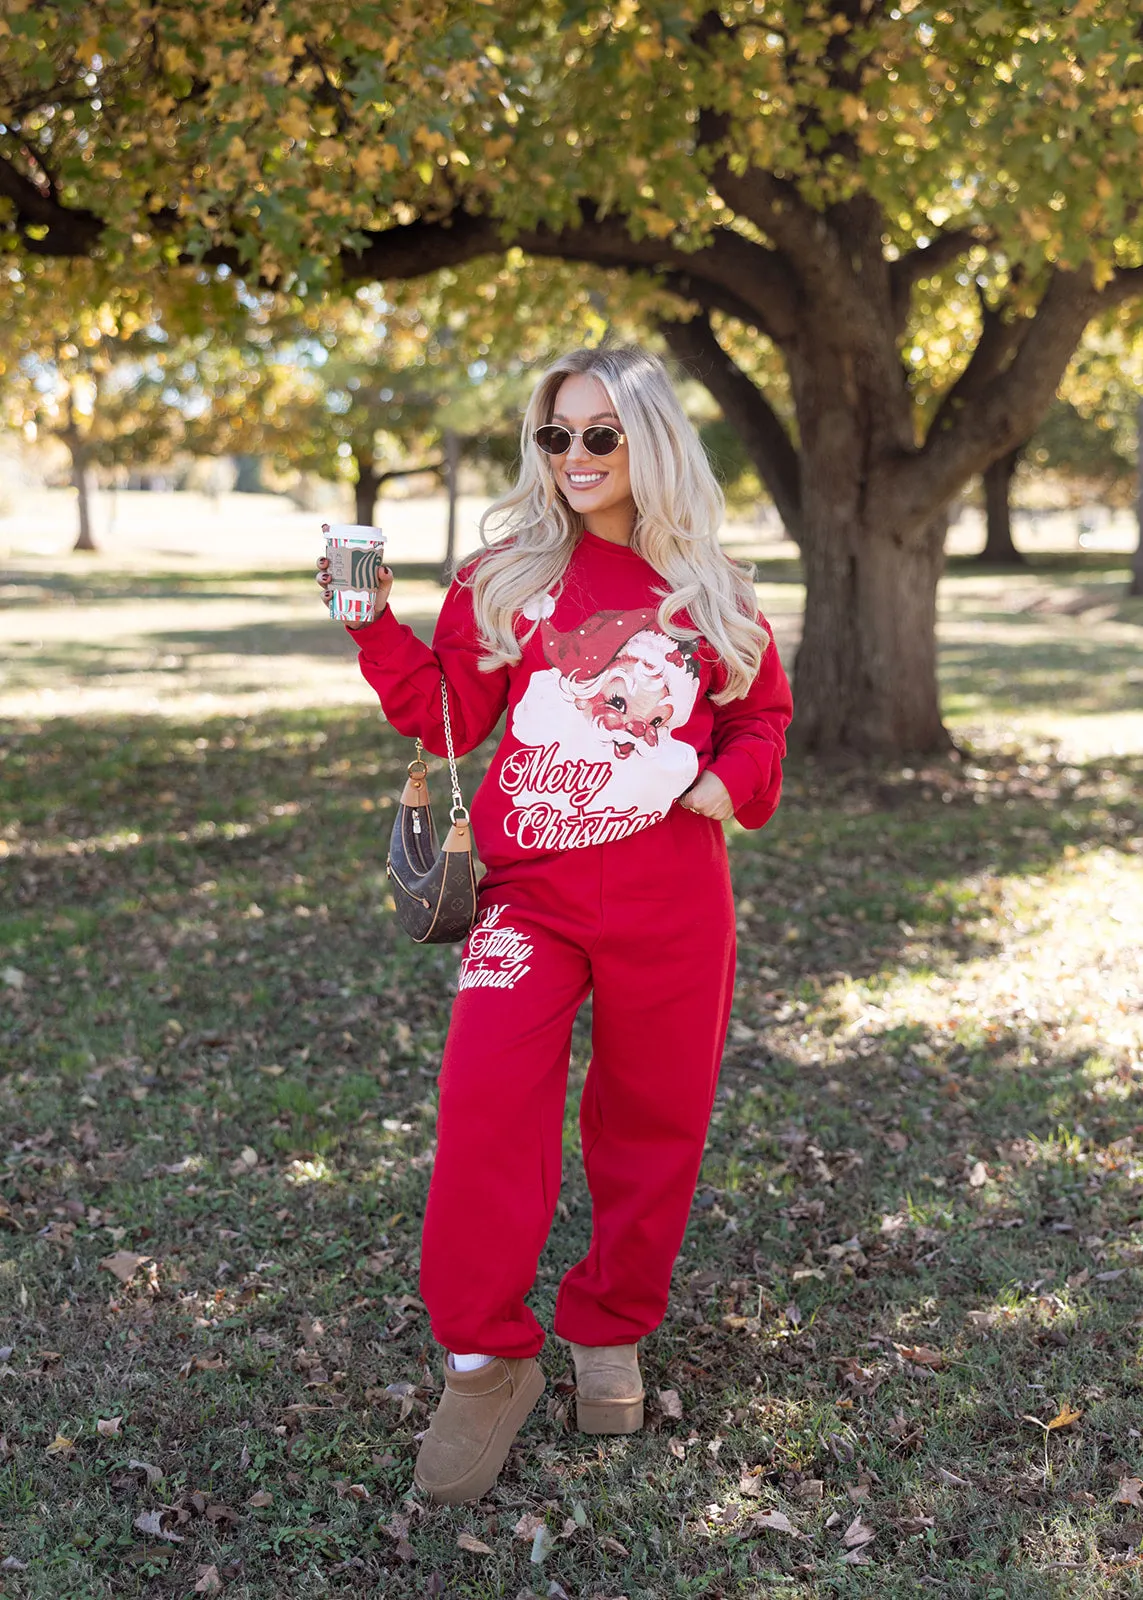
[1,555,1142,1599]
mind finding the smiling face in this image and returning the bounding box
[546,372,636,542]
[573,656,676,760]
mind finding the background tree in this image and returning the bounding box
[964,311,1143,567]
[0,258,249,548]
[6,3,1143,749]
[264,300,448,526]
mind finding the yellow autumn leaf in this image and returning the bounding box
[45,1432,76,1455]
[639,210,677,239]
[1046,1404,1082,1431]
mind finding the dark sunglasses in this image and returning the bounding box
[533,424,626,457]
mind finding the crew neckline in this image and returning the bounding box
[579,528,644,559]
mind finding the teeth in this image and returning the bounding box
[568,473,605,484]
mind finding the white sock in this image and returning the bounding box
[449,1351,493,1372]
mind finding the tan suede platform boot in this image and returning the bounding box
[568,1342,645,1434]
[413,1356,545,1505]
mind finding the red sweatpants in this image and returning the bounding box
[419,805,736,1357]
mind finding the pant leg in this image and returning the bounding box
[553,807,736,1346]
[420,875,592,1358]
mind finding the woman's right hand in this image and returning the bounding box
[316,556,394,627]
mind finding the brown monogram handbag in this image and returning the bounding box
[386,676,479,944]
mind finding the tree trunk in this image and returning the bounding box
[354,458,380,526]
[60,428,96,552]
[1130,399,1143,598]
[794,513,950,755]
[977,447,1026,564]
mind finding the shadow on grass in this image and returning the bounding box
[940,633,1143,719]
[1,711,1142,1597]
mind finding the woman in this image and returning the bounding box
[317,345,792,1504]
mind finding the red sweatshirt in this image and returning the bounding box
[350,529,792,869]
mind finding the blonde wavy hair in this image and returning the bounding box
[467,345,767,703]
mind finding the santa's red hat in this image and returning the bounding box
[540,609,660,682]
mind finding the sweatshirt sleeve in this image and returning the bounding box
[705,616,793,830]
[346,574,509,758]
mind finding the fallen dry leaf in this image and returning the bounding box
[968,1160,988,1188]
[204,1503,242,1527]
[656,1388,683,1420]
[842,1515,876,1549]
[456,1531,494,1555]
[895,1343,945,1370]
[127,1458,164,1485]
[247,1490,273,1508]
[514,1514,546,1540]
[381,1516,415,1562]
[1023,1405,1082,1432]
[96,1416,123,1437]
[934,1467,971,1488]
[99,1251,151,1285]
[133,1510,183,1543]
[750,1509,799,1536]
[795,1480,824,1502]
[841,1545,874,1565]
[178,1353,228,1379]
[1114,1478,1143,1508]
[193,1565,222,1594]
[44,1432,75,1457]
[598,1535,631,1556]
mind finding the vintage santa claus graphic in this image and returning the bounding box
[500,600,703,850]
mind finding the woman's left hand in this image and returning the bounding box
[679,771,734,821]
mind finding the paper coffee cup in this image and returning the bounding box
[322,523,386,626]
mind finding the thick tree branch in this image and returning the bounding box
[926,282,1031,442]
[659,308,802,542]
[1100,262,1143,306]
[348,203,800,342]
[897,267,1100,521]
[0,158,803,346]
[890,226,985,325]
[0,148,102,255]
[663,267,793,349]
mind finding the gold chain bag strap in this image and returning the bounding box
[385,676,479,944]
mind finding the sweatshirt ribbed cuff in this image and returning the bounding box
[707,743,776,813]
[344,603,396,655]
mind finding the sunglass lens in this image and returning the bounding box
[583,426,622,456]
[534,426,572,454]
